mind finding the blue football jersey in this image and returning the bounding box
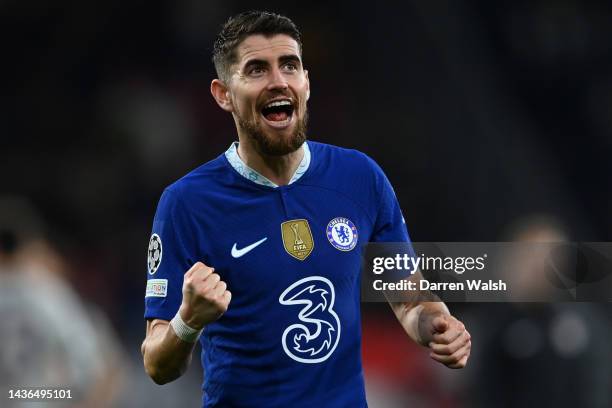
[144,141,410,407]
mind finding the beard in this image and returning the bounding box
[237,108,308,157]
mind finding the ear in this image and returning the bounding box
[304,69,310,101]
[211,79,234,112]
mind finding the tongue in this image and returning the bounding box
[265,111,288,121]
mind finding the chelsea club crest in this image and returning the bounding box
[326,217,358,251]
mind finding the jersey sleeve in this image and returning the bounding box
[370,160,410,244]
[144,188,195,321]
[368,159,417,283]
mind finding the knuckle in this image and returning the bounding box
[217,298,228,311]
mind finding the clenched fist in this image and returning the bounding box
[426,314,471,369]
[178,262,231,330]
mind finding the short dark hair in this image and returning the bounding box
[213,11,302,83]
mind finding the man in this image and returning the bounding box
[0,197,124,407]
[141,11,471,407]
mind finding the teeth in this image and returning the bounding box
[264,100,292,109]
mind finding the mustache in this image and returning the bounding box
[257,93,299,109]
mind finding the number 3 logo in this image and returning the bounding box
[278,276,341,363]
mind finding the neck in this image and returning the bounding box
[237,136,304,186]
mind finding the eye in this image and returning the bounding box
[283,62,298,72]
[248,66,266,76]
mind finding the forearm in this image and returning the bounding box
[141,319,197,384]
[142,262,230,385]
[389,300,449,346]
[384,269,449,345]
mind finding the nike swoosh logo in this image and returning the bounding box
[231,237,268,258]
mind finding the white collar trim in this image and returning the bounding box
[224,141,311,188]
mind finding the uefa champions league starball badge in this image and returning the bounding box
[147,233,163,275]
[326,217,358,251]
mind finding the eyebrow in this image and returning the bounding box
[242,54,302,71]
[278,54,301,65]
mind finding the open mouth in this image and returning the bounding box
[260,99,295,126]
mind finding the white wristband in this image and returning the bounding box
[170,312,203,343]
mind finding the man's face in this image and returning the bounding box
[227,34,309,156]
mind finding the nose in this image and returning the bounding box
[267,67,288,91]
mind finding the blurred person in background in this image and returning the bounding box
[0,196,124,408]
[462,215,611,407]
[141,10,471,408]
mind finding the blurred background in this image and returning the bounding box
[1,0,611,407]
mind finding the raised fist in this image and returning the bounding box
[179,262,231,330]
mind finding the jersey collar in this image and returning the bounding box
[224,141,311,188]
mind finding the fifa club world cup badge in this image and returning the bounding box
[326,217,358,251]
[281,219,314,261]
